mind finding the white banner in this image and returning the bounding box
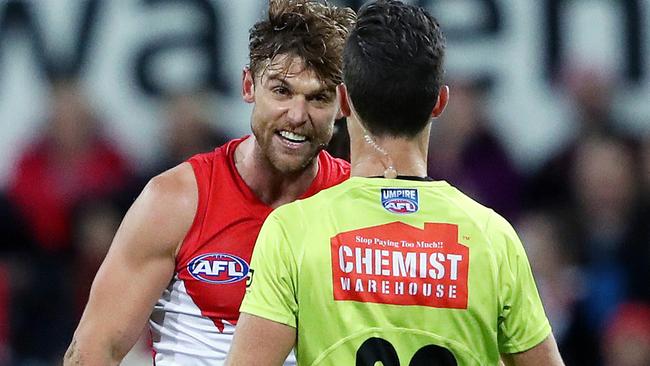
[0,0,648,185]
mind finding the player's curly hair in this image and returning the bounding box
[249,0,356,89]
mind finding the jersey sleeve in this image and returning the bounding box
[239,211,298,328]
[491,213,552,354]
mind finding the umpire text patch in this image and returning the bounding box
[381,188,419,214]
[331,222,469,309]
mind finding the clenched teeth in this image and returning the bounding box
[279,130,307,142]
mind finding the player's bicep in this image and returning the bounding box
[70,164,196,360]
[78,239,175,354]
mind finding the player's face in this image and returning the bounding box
[243,55,339,174]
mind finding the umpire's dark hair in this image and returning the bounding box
[343,0,445,138]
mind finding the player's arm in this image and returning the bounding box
[63,163,197,366]
[501,333,564,366]
[225,312,295,366]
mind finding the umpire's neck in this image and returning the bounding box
[348,115,431,179]
[338,84,448,179]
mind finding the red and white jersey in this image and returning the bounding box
[149,136,350,365]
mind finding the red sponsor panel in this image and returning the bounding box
[331,222,469,309]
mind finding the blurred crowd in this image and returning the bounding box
[429,71,650,366]
[0,69,648,366]
[0,78,231,366]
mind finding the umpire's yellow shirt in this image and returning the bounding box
[241,177,551,365]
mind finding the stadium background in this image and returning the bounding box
[0,0,648,365]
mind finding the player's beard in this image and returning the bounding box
[252,122,329,175]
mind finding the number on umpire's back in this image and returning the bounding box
[356,337,457,366]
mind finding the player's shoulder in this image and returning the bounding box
[117,163,199,257]
[143,162,197,214]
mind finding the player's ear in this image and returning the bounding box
[431,85,449,118]
[242,66,255,104]
[337,84,351,118]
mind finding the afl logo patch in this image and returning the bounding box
[187,253,250,284]
[381,188,419,214]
